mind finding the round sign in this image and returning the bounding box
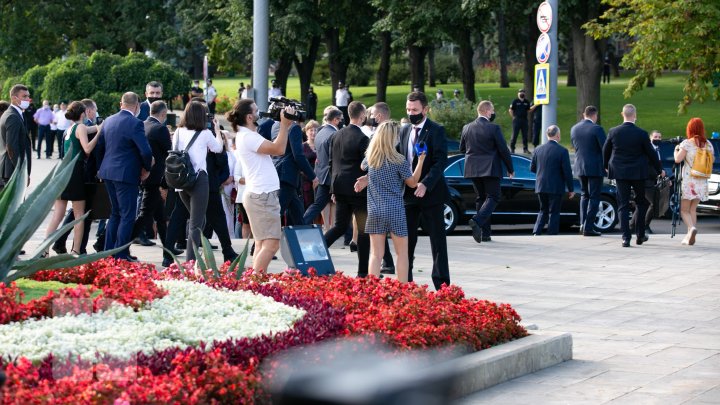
[536,33,551,64]
[537,1,553,33]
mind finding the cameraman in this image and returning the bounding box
[271,103,318,226]
[227,99,294,271]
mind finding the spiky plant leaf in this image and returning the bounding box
[231,238,250,280]
[161,246,187,277]
[200,234,219,279]
[192,243,208,280]
[28,212,89,260]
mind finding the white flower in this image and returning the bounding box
[0,280,305,362]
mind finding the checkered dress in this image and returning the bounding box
[364,158,413,236]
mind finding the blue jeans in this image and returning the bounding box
[303,184,331,225]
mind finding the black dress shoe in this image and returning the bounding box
[636,235,648,245]
[481,236,492,242]
[52,245,68,254]
[167,247,184,256]
[20,250,26,255]
[468,218,482,243]
[380,266,395,275]
[349,241,358,252]
[578,225,585,234]
[126,256,139,263]
[134,236,156,246]
[224,253,239,263]
[622,239,630,247]
[161,258,172,267]
[176,241,187,250]
[583,230,602,237]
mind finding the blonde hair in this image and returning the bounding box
[366,121,405,168]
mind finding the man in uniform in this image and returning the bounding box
[508,89,531,154]
[306,86,318,121]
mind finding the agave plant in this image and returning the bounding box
[0,153,128,284]
[163,234,250,280]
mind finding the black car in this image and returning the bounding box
[440,154,619,234]
[658,138,720,215]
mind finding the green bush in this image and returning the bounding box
[346,63,373,87]
[428,99,477,139]
[87,51,123,91]
[387,62,410,86]
[311,59,331,85]
[434,55,461,85]
[21,65,49,99]
[91,91,122,117]
[42,67,97,104]
[214,95,235,114]
[475,63,525,84]
[1,76,23,100]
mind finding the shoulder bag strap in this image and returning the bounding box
[184,130,203,152]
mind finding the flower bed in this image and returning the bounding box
[0,259,526,403]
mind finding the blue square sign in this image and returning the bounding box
[534,64,550,105]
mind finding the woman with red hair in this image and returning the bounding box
[674,117,714,245]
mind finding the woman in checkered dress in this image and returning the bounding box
[361,121,425,282]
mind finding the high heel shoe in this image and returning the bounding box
[71,250,82,256]
[688,227,697,245]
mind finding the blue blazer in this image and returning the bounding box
[97,110,153,184]
[314,124,338,186]
[460,116,513,178]
[271,121,316,186]
[603,122,662,180]
[570,119,606,177]
[531,140,574,195]
[136,100,151,122]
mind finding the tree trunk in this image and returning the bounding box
[497,5,510,88]
[457,31,476,102]
[428,47,436,87]
[647,74,655,87]
[326,27,347,104]
[408,45,427,92]
[274,53,293,98]
[376,31,391,102]
[571,22,603,122]
[566,40,577,87]
[523,11,536,99]
[294,36,321,105]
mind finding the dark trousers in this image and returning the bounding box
[204,191,237,261]
[132,184,164,240]
[208,101,216,114]
[510,119,529,151]
[164,190,189,259]
[406,202,450,290]
[324,194,369,277]
[631,184,656,231]
[303,184,331,225]
[37,125,53,158]
[531,119,542,147]
[279,181,304,226]
[471,176,501,237]
[54,209,92,253]
[104,180,139,260]
[533,192,563,235]
[616,179,648,241]
[338,106,349,125]
[579,176,603,232]
[55,129,65,158]
[178,172,209,262]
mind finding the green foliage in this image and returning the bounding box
[0,154,129,284]
[1,76,22,100]
[428,99,478,138]
[434,54,462,84]
[346,63,374,87]
[311,58,331,85]
[388,62,411,86]
[43,68,96,104]
[475,63,524,84]
[20,66,49,98]
[87,51,123,91]
[111,53,155,96]
[585,0,720,112]
[214,95,235,114]
[15,279,80,302]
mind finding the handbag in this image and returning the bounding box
[690,143,713,178]
[165,130,202,189]
[85,182,111,220]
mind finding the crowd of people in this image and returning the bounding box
[0,80,714,289]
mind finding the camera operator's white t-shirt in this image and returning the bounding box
[235,126,280,194]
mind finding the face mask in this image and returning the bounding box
[519,94,525,99]
[369,118,378,128]
[147,97,161,104]
[19,100,30,110]
[489,112,496,122]
[408,112,424,125]
[652,139,661,146]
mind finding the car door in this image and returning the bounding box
[444,157,475,215]
[495,155,538,222]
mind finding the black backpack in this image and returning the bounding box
[165,130,202,189]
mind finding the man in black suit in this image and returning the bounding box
[0,84,32,190]
[324,101,370,277]
[570,105,607,236]
[603,104,663,247]
[530,125,575,235]
[271,118,318,226]
[137,81,164,122]
[303,108,343,224]
[631,130,664,236]
[132,101,172,246]
[400,92,451,290]
[461,100,514,244]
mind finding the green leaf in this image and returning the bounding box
[200,234,219,278]
[28,212,89,260]
[192,244,208,280]
[231,238,250,280]
[0,158,28,234]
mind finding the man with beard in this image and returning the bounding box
[137,81,163,122]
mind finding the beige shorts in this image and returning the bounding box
[243,190,281,241]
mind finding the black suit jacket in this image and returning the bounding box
[530,140,574,194]
[0,107,31,181]
[271,121,316,187]
[603,122,662,180]
[398,119,450,207]
[143,117,172,186]
[330,124,369,197]
[460,116,513,178]
[314,124,338,186]
[206,149,230,191]
[570,119,606,177]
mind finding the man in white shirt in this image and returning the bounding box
[54,102,69,159]
[228,98,294,271]
[205,79,218,114]
[335,81,350,125]
[268,79,283,100]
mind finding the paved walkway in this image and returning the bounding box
[23,156,720,404]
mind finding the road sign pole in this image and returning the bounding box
[253,0,269,113]
[541,0,558,144]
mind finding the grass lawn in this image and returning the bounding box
[15,279,82,302]
[212,73,719,148]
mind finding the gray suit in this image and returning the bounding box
[0,106,31,185]
[302,123,338,225]
[571,118,607,232]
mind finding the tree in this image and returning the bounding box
[586,0,720,112]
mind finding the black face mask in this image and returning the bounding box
[147,97,161,104]
[369,117,377,128]
[489,112,496,122]
[408,112,424,125]
[652,139,661,146]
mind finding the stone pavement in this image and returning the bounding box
[23,156,720,404]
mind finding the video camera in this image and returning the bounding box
[668,136,683,145]
[261,97,307,122]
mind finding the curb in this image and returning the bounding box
[445,331,573,397]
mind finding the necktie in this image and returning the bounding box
[413,127,420,148]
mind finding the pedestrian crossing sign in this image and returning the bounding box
[534,64,550,105]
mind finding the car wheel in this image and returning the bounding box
[594,196,618,232]
[442,203,458,234]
